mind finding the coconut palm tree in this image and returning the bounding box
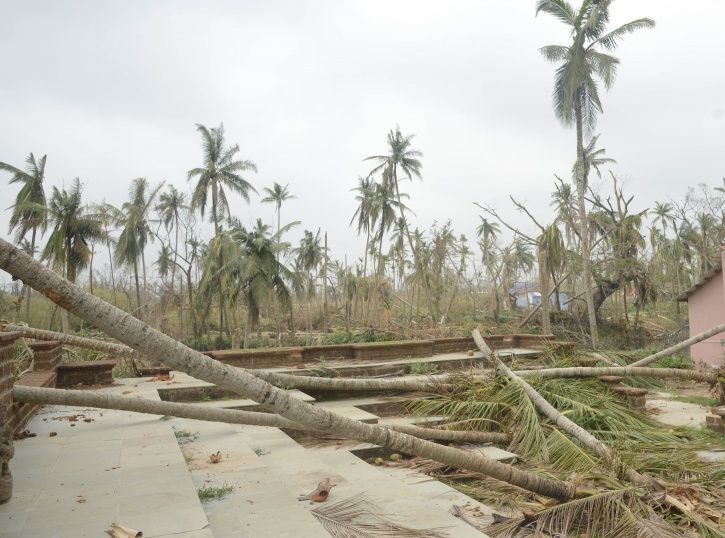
[537,0,654,347]
[187,123,257,235]
[261,182,295,257]
[295,229,323,341]
[652,201,674,242]
[227,218,295,347]
[1,153,48,321]
[113,178,163,317]
[91,203,120,306]
[42,178,103,331]
[366,128,437,322]
[350,177,376,278]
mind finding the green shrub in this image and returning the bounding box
[409,362,439,375]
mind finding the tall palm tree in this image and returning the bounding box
[156,185,188,335]
[652,201,673,242]
[1,153,48,321]
[537,0,654,347]
[366,127,437,321]
[156,185,188,290]
[114,178,163,317]
[92,203,120,306]
[295,229,323,341]
[476,217,501,318]
[187,123,257,235]
[371,179,407,280]
[350,176,376,277]
[261,182,295,247]
[227,218,295,347]
[42,178,103,331]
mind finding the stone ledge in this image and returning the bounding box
[56,360,117,387]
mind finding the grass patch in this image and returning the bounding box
[197,484,233,503]
[174,429,198,440]
[671,394,719,407]
[409,362,439,375]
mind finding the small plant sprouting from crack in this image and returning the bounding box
[197,484,234,503]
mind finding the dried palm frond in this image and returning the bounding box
[486,487,669,538]
[310,493,449,537]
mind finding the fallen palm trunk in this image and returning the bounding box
[251,370,455,392]
[1,323,140,358]
[519,366,718,384]
[12,385,510,445]
[0,239,571,500]
[473,330,651,486]
[628,323,725,367]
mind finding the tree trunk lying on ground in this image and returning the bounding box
[1,323,140,358]
[628,323,725,367]
[0,238,572,500]
[12,385,511,445]
[476,330,652,487]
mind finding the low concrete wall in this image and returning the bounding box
[56,360,117,387]
[208,347,304,368]
[352,340,434,361]
[432,337,476,354]
[302,344,354,361]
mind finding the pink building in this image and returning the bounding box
[678,249,725,367]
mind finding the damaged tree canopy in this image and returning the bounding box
[0,237,575,500]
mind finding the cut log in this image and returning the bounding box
[12,385,511,445]
[5,240,567,497]
[628,323,725,367]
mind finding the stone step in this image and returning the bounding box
[239,425,492,537]
[171,418,326,538]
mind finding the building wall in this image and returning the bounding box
[687,269,725,366]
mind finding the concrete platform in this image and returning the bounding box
[0,378,210,538]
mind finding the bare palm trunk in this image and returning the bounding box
[141,248,149,321]
[575,98,599,348]
[105,227,118,307]
[24,226,37,322]
[13,385,509,445]
[89,244,95,295]
[132,258,142,318]
[629,322,725,367]
[537,247,551,334]
[0,237,573,500]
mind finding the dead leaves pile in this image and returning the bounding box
[208,451,223,464]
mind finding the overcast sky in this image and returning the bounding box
[1,0,724,285]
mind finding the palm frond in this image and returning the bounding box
[311,493,449,537]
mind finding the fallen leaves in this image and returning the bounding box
[105,522,142,537]
[14,430,36,440]
[208,451,223,464]
[298,478,336,503]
